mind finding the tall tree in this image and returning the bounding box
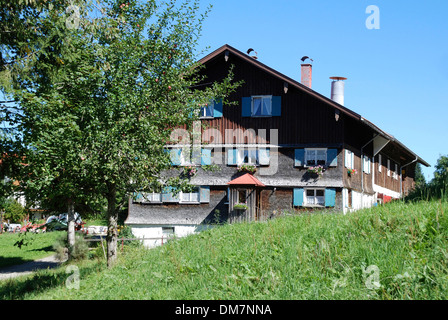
[3,0,238,266]
[415,163,426,188]
[431,155,448,197]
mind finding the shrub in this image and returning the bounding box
[2,198,28,223]
[53,233,89,262]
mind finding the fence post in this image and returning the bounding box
[100,236,107,261]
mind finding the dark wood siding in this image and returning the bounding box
[198,53,344,146]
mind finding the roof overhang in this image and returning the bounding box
[227,173,265,187]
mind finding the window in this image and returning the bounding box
[345,149,354,169]
[305,189,325,206]
[387,159,391,176]
[198,98,223,118]
[238,189,247,204]
[180,188,200,203]
[378,154,382,172]
[200,103,214,118]
[227,148,270,166]
[305,149,327,166]
[180,148,192,165]
[363,156,371,174]
[162,227,175,239]
[252,96,272,117]
[179,147,202,166]
[348,190,352,208]
[240,148,258,165]
[394,164,399,180]
[144,192,162,203]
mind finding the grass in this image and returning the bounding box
[0,231,65,268]
[1,200,447,300]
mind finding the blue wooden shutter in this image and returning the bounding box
[325,188,336,207]
[294,188,304,206]
[258,148,270,165]
[242,97,251,117]
[227,148,237,165]
[327,149,338,167]
[199,186,210,203]
[295,149,305,167]
[213,99,223,118]
[201,148,212,165]
[272,96,281,116]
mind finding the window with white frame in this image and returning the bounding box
[393,164,399,180]
[378,154,382,172]
[305,189,325,206]
[305,149,327,167]
[387,159,391,176]
[239,148,258,165]
[143,191,162,203]
[363,156,371,174]
[180,147,202,166]
[252,96,272,117]
[345,149,354,169]
[180,188,200,203]
[343,188,352,208]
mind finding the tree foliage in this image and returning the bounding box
[407,155,448,201]
[1,0,238,266]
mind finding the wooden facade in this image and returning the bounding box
[126,44,429,235]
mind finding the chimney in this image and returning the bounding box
[330,76,347,106]
[301,63,312,89]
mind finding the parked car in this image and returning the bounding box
[5,223,22,233]
[45,212,84,231]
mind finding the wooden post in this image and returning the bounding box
[100,236,107,261]
[0,210,3,234]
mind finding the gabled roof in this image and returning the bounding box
[198,44,429,167]
[227,173,266,187]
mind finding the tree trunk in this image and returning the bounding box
[106,183,118,268]
[67,199,76,253]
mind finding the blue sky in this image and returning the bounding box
[197,0,448,181]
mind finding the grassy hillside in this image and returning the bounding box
[1,200,447,300]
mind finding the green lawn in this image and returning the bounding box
[0,231,65,269]
[1,200,447,300]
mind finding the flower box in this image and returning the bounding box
[306,165,326,177]
[233,203,248,210]
[237,164,257,174]
[183,165,197,177]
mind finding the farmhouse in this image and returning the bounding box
[125,44,429,246]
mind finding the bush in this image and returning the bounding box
[118,225,141,248]
[53,233,89,262]
[2,198,27,223]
